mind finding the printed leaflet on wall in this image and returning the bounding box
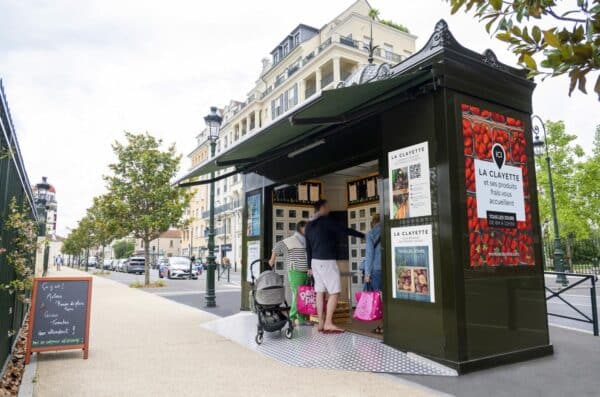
[246,240,261,282]
[388,142,431,220]
[391,224,435,303]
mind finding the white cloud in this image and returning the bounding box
[1,0,597,236]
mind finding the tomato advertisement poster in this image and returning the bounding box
[462,104,534,267]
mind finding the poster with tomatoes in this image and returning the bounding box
[462,103,534,267]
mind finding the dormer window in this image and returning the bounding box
[282,43,289,56]
[294,32,300,47]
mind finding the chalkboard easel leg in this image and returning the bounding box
[24,351,30,365]
[83,348,88,359]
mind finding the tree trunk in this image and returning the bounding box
[144,239,150,286]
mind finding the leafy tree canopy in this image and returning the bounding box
[112,239,135,259]
[103,132,190,285]
[535,120,598,239]
[448,0,600,99]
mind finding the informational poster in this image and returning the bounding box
[388,142,431,220]
[462,103,534,267]
[391,224,435,303]
[246,192,261,237]
[246,240,261,282]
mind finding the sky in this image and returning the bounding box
[0,0,598,236]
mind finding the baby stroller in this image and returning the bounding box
[250,259,294,345]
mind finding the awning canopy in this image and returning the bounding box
[177,68,433,186]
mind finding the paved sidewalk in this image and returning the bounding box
[32,268,440,397]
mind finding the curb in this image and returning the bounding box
[18,353,36,397]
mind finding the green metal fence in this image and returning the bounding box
[0,79,38,371]
[543,237,600,275]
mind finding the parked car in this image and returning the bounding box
[152,256,168,270]
[116,259,127,272]
[125,256,145,274]
[102,259,113,270]
[88,256,98,267]
[159,256,197,280]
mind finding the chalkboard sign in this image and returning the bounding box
[25,277,92,364]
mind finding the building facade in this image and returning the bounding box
[134,229,183,260]
[185,0,416,266]
[181,136,210,258]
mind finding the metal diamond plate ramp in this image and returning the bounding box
[202,312,456,376]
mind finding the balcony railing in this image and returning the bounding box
[259,35,404,100]
[321,73,334,88]
[201,199,241,219]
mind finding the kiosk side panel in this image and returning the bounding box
[381,92,458,360]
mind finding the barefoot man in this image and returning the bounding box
[305,200,364,333]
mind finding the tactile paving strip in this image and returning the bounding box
[202,313,456,376]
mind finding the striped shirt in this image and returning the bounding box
[273,233,308,271]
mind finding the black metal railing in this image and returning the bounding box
[201,200,241,219]
[543,237,600,275]
[0,79,38,370]
[321,73,334,88]
[545,272,598,336]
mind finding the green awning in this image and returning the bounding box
[177,68,432,186]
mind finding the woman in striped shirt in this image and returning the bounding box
[268,220,309,326]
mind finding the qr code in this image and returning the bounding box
[409,164,421,179]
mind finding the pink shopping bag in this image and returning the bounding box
[297,285,318,315]
[353,291,383,322]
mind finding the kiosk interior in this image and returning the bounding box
[180,20,553,374]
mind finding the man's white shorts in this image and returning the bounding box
[311,259,341,294]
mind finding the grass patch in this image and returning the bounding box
[130,280,167,288]
[92,270,111,276]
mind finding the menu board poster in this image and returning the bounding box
[26,277,92,363]
[388,142,431,220]
[391,225,435,303]
[461,103,534,268]
[246,191,261,237]
[247,240,261,282]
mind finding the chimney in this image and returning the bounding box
[261,57,271,72]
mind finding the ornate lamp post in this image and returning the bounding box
[532,116,568,285]
[34,177,50,236]
[34,177,50,275]
[203,106,222,307]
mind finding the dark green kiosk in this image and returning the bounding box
[181,20,552,373]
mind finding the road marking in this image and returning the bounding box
[155,289,240,297]
[548,323,594,335]
[547,301,593,308]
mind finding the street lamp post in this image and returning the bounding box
[204,106,222,308]
[532,115,568,285]
[34,177,50,275]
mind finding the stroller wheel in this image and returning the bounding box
[285,327,293,339]
[255,333,264,345]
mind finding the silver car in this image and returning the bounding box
[116,259,127,272]
[125,256,145,274]
[160,256,197,280]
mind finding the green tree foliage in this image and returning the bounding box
[573,125,600,231]
[534,120,598,238]
[112,239,135,259]
[447,0,600,99]
[103,132,190,285]
[3,198,37,299]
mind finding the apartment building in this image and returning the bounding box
[181,136,210,258]
[185,0,416,266]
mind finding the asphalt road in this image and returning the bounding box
[544,274,599,335]
[82,267,598,334]
[90,267,243,317]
